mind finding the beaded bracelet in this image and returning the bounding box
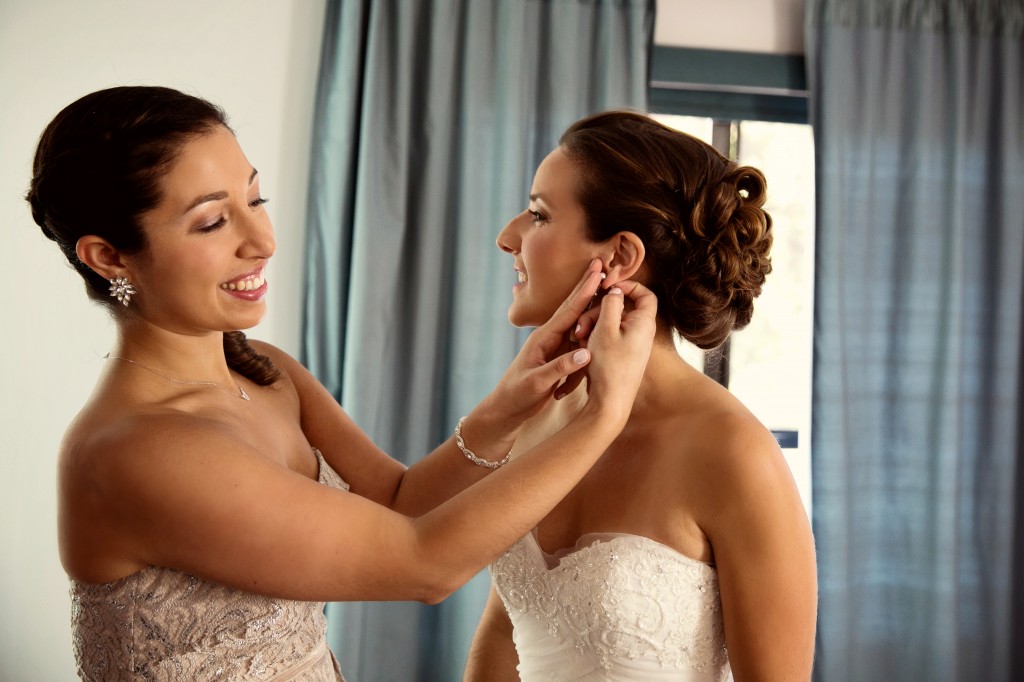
[454,416,512,470]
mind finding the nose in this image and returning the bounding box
[496,212,524,254]
[238,209,276,260]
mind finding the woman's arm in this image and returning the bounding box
[696,414,817,680]
[266,261,609,514]
[464,585,520,681]
[82,281,656,604]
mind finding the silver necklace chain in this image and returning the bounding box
[104,353,251,400]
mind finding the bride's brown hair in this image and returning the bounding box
[560,111,773,349]
[26,86,280,385]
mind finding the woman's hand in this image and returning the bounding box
[480,259,605,426]
[573,279,657,424]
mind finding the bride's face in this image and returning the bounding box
[496,147,603,327]
[124,126,275,335]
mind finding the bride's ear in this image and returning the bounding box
[601,232,646,287]
[76,235,130,282]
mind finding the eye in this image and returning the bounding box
[196,216,226,233]
[250,197,269,209]
[529,209,547,224]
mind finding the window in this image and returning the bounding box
[650,48,814,517]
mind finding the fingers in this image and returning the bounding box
[538,260,604,337]
[593,286,625,334]
[554,365,587,400]
[613,279,658,317]
[572,309,601,343]
[536,348,591,400]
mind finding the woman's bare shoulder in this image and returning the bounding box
[247,339,301,377]
[661,378,788,502]
[61,400,239,476]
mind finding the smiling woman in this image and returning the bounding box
[27,86,660,680]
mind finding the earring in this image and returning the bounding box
[108,276,136,306]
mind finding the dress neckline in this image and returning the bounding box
[526,529,715,572]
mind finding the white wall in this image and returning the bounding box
[0,1,327,678]
[656,0,805,54]
[0,2,801,678]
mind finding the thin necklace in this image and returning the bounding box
[104,353,251,400]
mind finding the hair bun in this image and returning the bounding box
[558,111,773,349]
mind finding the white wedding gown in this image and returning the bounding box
[491,531,732,681]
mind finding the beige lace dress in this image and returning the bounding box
[70,449,347,681]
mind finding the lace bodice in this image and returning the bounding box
[70,449,347,681]
[491,531,731,681]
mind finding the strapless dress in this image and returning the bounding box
[491,530,731,681]
[70,448,348,681]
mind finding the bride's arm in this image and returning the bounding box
[464,585,520,681]
[697,414,817,680]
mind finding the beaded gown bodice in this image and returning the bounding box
[491,530,732,681]
[70,449,347,681]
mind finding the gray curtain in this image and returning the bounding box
[806,1,1024,679]
[301,1,653,679]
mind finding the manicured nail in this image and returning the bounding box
[574,324,581,335]
[572,349,589,364]
[608,287,622,295]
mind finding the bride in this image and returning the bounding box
[465,112,817,681]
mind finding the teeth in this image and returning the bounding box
[517,272,527,283]
[220,274,265,291]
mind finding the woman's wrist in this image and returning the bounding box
[457,403,522,465]
[574,398,630,438]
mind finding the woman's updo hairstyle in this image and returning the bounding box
[27,85,279,385]
[560,111,773,349]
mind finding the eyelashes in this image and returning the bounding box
[195,197,269,233]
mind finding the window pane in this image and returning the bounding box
[729,121,815,516]
[653,113,815,518]
[652,114,714,372]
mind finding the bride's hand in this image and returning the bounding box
[572,279,657,425]
[481,259,605,425]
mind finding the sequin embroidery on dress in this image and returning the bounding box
[491,532,732,681]
[70,449,348,681]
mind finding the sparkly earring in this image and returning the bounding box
[109,276,136,306]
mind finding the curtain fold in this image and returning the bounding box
[807,0,1024,679]
[302,1,653,679]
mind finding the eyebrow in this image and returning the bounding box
[183,168,259,214]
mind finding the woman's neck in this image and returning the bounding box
[558,329,704,425]
[627,331,704,421]
[113,320,234,385]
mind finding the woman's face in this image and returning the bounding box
[124,126,275,335]
[497,147,603,327]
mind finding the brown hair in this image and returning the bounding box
[27,86,279,385]
[560,111,773,349]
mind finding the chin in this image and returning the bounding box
[233,308,268,331]
[507,302,552,329]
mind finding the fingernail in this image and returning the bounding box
[572,349,589,364]
[574,324,581,335]
[608,287,622,295]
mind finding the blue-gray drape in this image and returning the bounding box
[807,1,1024,679]
[302,1,653,679]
